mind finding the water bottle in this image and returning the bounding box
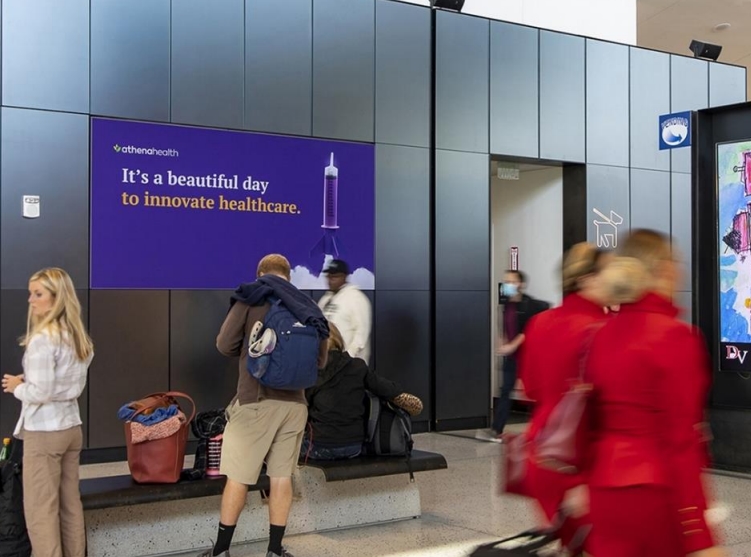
[206,434,223,477]
[0,437,11,461]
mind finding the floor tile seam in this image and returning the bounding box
[408,512,509,542]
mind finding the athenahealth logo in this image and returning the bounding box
[112,144,179,157]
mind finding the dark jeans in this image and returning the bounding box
[299,436,363,460]
[492,356,517,434]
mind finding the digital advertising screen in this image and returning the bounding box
[718,139,751,371]
[90,118,375,290]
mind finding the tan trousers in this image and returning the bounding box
[23,426,85,557]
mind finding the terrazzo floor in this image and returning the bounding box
[83,423,751,557]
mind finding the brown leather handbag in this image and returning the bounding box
[124,391,195,484]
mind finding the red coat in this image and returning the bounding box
[518,293,607,539]
[585,293,714,554]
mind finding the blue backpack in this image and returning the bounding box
[246,298,320,390]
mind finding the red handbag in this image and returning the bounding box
[124,391,196,484]
[503,324,602,493]
[504,432,531,495]
[533,382,592,474]
[534,324,602,474]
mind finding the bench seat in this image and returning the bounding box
[82,450,447,557]
[81,474,269,511]
[302,449,447,482]
[81,449,447,510]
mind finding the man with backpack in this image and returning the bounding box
[199,254,329,557]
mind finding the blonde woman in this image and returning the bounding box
[2,268,93,557]
[579,231,725,557]
[518,242,611,552]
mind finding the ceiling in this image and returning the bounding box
[637,0,751,94]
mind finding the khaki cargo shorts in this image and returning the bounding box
[220,399,307,485]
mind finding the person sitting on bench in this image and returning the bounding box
[301,324,422,460]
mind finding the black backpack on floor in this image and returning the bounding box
[363,392,415,481]
[0,459,31,557]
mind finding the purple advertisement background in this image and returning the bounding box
[91,118,375,289]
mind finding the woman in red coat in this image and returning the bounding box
[518,242,610,549]
[581,229,725,557]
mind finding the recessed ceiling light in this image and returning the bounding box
[715,22,732,31]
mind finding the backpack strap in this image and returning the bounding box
[396,407,415,482]
[364,391,380,445]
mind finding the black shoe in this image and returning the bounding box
[267,548,294,557]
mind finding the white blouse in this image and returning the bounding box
[13,331,93,437]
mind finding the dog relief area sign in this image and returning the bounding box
[90,118,375,290]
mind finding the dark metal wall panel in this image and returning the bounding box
[709,63,747,108]
[2,0,89,113]
[91,0,170,121]
[539,31,585,163]
[1,108,89,289]
[586,165,630,247]
[170,291,238,417]
[435,11,489,154]
[586,39,629,168]
[435,150,489,291]
[630,169,670,235]
[245,0,312,136]
[671,172,692,292]
[374,291,430,418]
[490,22,539,158]
[171,0,245,128]
[435,290,489,421]
[312,0,375,142]
[88,291,169,449]
[375,144,430,291]
[375,0,430,148]
[630,47,670,172]
[671,55,708,173]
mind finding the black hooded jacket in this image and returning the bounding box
[306,350,402,446]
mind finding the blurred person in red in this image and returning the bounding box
[518,242,611,550]
[574,229,725,557]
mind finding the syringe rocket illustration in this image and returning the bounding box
[310,152,344,258]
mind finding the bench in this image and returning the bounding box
[81,450,447,557]
[302,449,447,482]
[80,473,269,511]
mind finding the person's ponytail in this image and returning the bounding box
[598,256,651,304]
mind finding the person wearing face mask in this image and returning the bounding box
[478,270,549,443]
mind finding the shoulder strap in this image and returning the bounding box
[578,322,605,382]
[365,391,380,443]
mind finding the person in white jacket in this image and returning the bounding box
[318,260,372,364]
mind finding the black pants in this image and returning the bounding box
[492,357,517,434]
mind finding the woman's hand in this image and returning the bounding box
[2,374,23,394]
[562,484,589,519]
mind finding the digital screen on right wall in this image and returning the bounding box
[718,139,751,371]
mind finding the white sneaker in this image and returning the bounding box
[475,429,503,443]
[474,429,493,441]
